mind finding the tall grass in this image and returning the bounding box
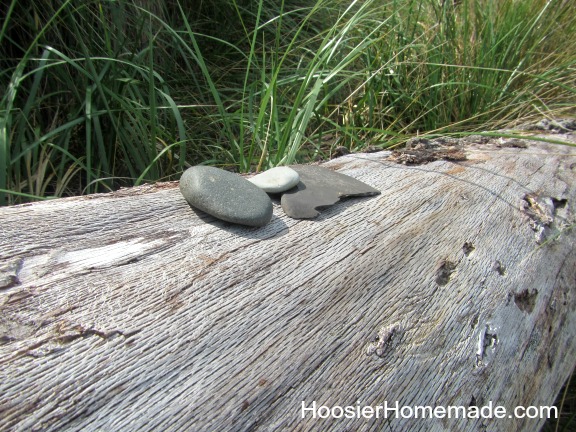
[1,0,575,205]
[0,0,189,205]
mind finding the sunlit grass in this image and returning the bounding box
[1,0,575,205]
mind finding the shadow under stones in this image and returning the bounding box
[311,195,380,222]
[187,204,289,240]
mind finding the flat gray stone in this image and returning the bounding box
[281,165,380,219]
[248,166,300,193]
[179,166,273,227]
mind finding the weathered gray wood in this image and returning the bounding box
[1,134,575,432]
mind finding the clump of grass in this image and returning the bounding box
[327,0,576,145]
[542,367,576,431]
[0,0,189,205]
[172,0,576,168]
[1,0,575,205]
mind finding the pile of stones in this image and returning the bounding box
[179,165,380,227]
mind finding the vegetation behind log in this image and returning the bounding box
[0,0,574,205]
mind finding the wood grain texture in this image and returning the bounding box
[1,134,575,432]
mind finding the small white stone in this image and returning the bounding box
[248,166,300,193]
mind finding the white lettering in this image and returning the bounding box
[345,405,356,418]
[480,401,494,418]
[447,405,466,418]
[433,405,446,418]
[332,406,343,418]
[301,400,555,421]
[468,405,480,418]
[317,405,330,419]
[413,405,433,418]
[493,405,506,418]
[384,400,399,418]
[400,405,413,418]
[301,401,316,418]
[540,405,558,419]
[362,406,374,418]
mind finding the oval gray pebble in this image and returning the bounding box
[179,166,273,227]
[248,166,300,193]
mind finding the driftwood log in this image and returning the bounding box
[1,133,575,432]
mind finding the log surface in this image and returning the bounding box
[1,134,575,432]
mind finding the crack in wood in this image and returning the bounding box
[462,242,475,256]
[512,289,539,314]
[366,322,405,358]
[435,260,457,286]
[0,325,142,366]
[476,324,498,368]
[521,193,571,244]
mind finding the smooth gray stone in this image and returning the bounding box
[248,166,300,193]
[281,165,380,219]
[179,166,273,227]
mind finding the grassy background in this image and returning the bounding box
[1,0,575,205]
[543,370,575,431]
